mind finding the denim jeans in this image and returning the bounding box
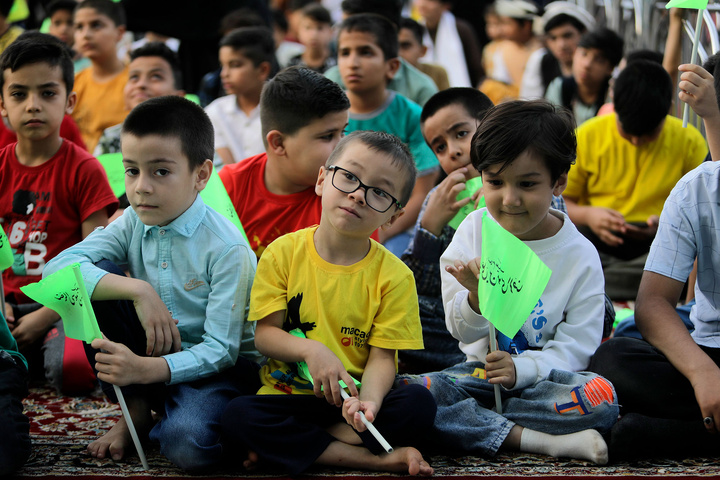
[396,362,619,456]
[613,300,695,340]
[148,357,260,471]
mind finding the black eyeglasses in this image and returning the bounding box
[327,165,403,213]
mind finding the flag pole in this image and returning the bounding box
[72,265,150,471]
[683,10,704,127]
[488,323,503,415]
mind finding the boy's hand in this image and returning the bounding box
[679,63,720,121]
[133,289,181,356]
[305,341,358,406]
[342,395,379,432]
[9,307,58,350]
[4,303,15,326]
[485,350,516,389]
[446,257,483,313]
[91,337,170,386]
[421,168,471,236]
[586,207,626,246]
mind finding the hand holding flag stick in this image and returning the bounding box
[21,264,150,471]
[666,0,710,127]
[288,329,393,453]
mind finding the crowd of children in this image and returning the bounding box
[1,0,719,477]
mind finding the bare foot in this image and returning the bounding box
[88,416,132,461]
[243,450,259,470]
[383,447,434,476]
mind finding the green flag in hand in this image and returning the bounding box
[665,0,708,8]
[200,169,250,244]
[477,212,552,339]
[0,228,13,270]
[20,263,101,343]
[448,177,485,230]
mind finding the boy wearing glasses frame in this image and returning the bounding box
[221,131,437,476]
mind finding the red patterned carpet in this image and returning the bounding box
[12,386,720,479]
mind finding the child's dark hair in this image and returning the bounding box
[400,17,425,45]
[614,59,672,137]
[129,42,183,90]
[301,3,331,25]
[220,26,277,70]
[260,66,349,143]
[703,52,720,114]
[577,27,624,67]
[625,49,663,66]
[122,96,214,169]
[219,8,267,34]
[326,131,417,206]
[544,14,586,34]
[270,8,289,33]
[75,0,125,27]
[338,13,398,60]
[471,100,576,184]
[0,32,74,95]
[421,88,494,125]
[341,0,402,28]
[46,0,77,18]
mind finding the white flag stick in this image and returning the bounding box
[488,323,503,415]
[340,388,393,453]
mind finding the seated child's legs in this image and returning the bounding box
[614,300,695,340]
[0,352,30,477]
[149,357,260,472]
[503,370,618,436]
[589,337,701,419]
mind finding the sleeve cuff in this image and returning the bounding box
[510,355,537,390]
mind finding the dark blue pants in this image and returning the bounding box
[221,383,436,475]
[0,352,30,476]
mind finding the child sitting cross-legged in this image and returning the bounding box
[397,100,618,464]
[221,131,437,476]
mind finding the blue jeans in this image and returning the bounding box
[613,300,695,339]
[383,230,413,257]
[396,362,619,456]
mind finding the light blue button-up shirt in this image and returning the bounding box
[44,195,259,384]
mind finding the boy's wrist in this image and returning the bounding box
[137,356,171,384]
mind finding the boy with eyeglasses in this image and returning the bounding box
[221,131,436,476]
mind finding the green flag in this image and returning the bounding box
[666,0,708,8]
[288,328,361,389]
[97,152,126,198]
[200,169,250,244]
[0,228,13,270]
[477,212,552,339]
[448,176,485,230]
[20,263,101,344]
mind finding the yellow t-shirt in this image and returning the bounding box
[566,114,708,223]
[249,227,423,395]
[72,66,129,152]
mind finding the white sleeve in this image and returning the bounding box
[519,48,547,100]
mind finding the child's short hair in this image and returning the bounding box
[270,8,289,33]
[219,8,267,34]
[338,13,398,60]
[260,66,349,143]
[614,59,672,137]
[471,100,576,184]
[129,42,183,90]
[300,3,332,25]
[400,17,425,46]
[625,49,663,66]
[0,31,74,95]
[326,131,417,206]
[421,88,494,125]
[703,52,720,114]
[46,0,77,18]
[220,26,277,69]
[577,27,624,68]
[75,0,125,27]
[122,96,214,169]
[341,0,402,28]
[541,2,595,34]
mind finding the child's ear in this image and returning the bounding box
[380,207,405,231]
[194,159,213,191]
[258,61,272,81]
[552,172,568,197]
[266,130,286,156]
[386,57,401,82]
[314,165,327,197]
[0,95,6,118]
[115,24,127,43]
[65,91,77,115]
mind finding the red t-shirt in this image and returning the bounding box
[220,153,323,257]
[0,115,87,151]
[0,140,118,303]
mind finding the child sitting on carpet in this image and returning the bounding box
[397,100,618,464]
[221,131,436,476]
[43,96,261,472]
